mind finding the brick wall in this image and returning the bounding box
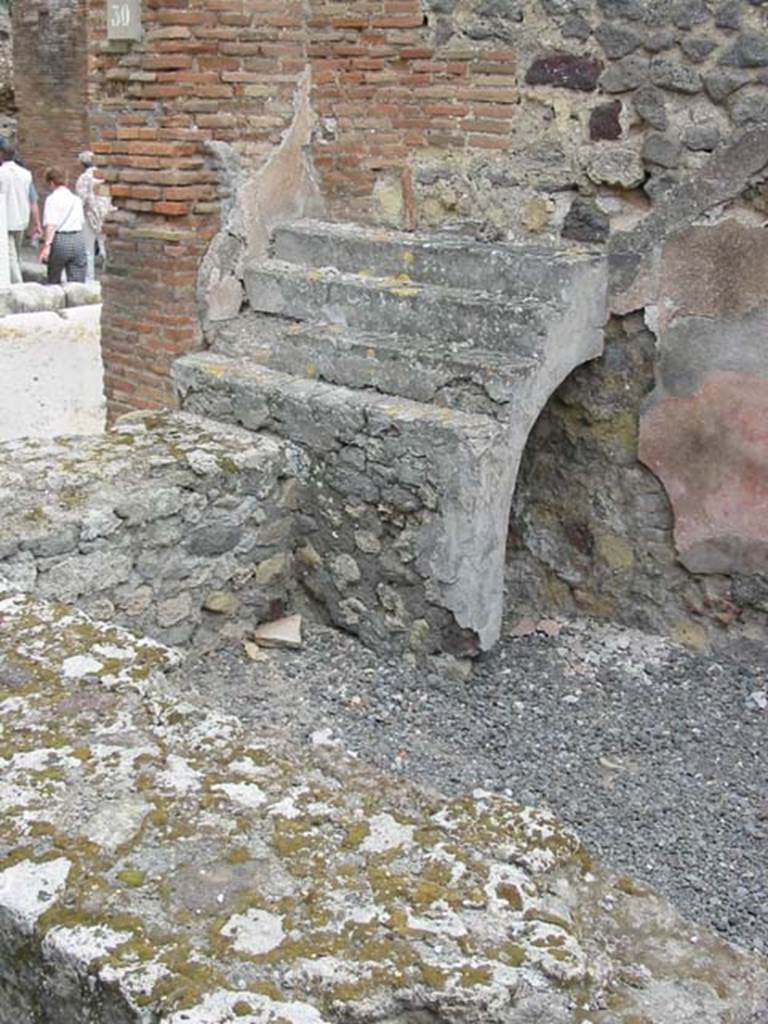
[12,0,88,190]
[82,0,306,420]
[308,1,518,225]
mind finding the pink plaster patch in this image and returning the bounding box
[639,371,768,573]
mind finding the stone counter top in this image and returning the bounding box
[0,582,765,1023]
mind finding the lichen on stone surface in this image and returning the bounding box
[0,583,766,1023]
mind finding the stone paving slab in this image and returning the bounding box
[0,583,766,1023]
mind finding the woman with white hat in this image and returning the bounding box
[75,150,113,282]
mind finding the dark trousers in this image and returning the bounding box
[47,230,88,285]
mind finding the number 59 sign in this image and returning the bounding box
[107,0,142,41]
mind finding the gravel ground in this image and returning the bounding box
[178,615,768,956]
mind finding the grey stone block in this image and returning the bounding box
[63,281,101,307]
[561,197,610,243]
[681,36,718,63]
[644,29,678,54]
[22,528,79,558]
[683,125,721,151]
[714,1,741,29]
[720,32,768,68]
[643,133,683,168]
[0,283,65,316]
[223,316,535,417]
[597,0,644,19]
[633,86,669,130]
[704,68,751,103]
[20,260,47,285]
[600,55,649,93]
[187,522,243,556]
[650,58,702,94]
[670,0,709,29]
[561,14,591,40]
[595,23,642,58]
[731,92,768,126]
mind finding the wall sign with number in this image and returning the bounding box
[107,0,142,41]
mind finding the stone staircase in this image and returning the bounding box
[174,220,607,656]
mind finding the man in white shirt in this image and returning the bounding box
[0,142,40,284]
[40,166,87,285]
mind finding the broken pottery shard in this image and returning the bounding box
[253,613,303,649]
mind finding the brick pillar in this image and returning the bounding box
[12,0,89,190]
[84,0,307,422]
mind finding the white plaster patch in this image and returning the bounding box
[157,754,201,795]
[0,695,31,716]
[43,923,132,964]
[0,778,38,811]
[228,757,273,779]
[266,795,302,819]
[62,654,103,679]
[213,783,267,810]
[165,990,326,1024]
[82,795,150,853]
[407,907,468,939]
[0,306,105,441]
[0,858,71,931]
[92,642,133,662]
[359,813,414,854]
[290,955,373,988]
[101,958,170,999]
[345,904,380,925]
[221,908,285,956]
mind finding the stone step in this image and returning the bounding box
[173,350,513,655]
[212,312,538,417]
[243,259,548,354]
[273,218,603,298]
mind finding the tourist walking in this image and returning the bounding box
[39,167,87,285]
[75,150,112,281]
[0,141,41,283]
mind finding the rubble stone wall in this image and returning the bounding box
[0,412,303,649]
[309,0,768,234]
[2,581,766,1023]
